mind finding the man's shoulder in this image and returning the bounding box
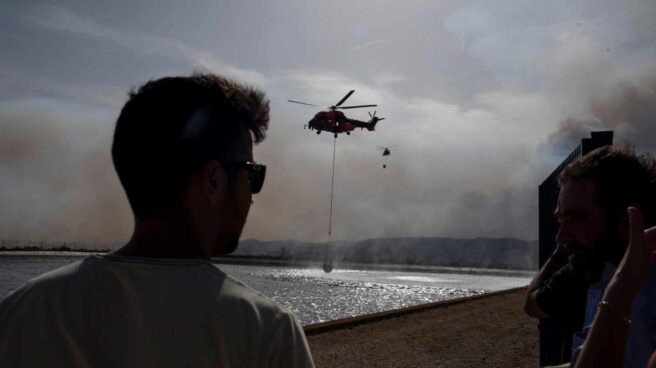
[214,266,291,316]
[3,259,87,298]
[0,258,92,322]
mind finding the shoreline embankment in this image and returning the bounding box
[305,287,538,367]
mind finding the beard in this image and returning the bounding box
[567,228,625,284]
[567,245,605,284]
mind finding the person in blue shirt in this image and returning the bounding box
[528,144,656,368]
[575,206,656,368]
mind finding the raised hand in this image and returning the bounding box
[614,207,656,299]
[575,207,656,368]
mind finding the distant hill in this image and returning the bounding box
[0,237,539,270]
[234,237,538,270]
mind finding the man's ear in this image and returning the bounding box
[202,160,225,204]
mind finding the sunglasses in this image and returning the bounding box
[221,161,266,194]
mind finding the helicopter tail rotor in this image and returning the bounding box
[367,111,385,131]
[369,111,385,119]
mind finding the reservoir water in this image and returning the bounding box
[0,257,531,325]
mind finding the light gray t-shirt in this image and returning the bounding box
[0,255,315,368]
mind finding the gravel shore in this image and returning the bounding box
[306,287,538,368]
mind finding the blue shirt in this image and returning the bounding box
[571,263,656,368]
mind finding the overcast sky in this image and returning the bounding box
[1,0,655,244]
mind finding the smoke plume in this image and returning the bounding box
[546,75,656,154]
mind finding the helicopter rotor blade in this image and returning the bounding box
[338,104,377,109]
[335,90,355,107]
[368,111,373,118]
[288,100,320,107]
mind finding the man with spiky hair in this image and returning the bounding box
[0,74,315,367]
[525,143,656,368]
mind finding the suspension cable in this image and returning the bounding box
[328,135,337,237]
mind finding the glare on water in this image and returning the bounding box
[0,259,530,324]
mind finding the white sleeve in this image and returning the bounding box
[263,310,315,368]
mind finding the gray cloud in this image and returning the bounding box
[0,1,655,245]
[21,6,266,86]
[0,100,132,243]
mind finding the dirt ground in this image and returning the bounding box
[306,288,538,368]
